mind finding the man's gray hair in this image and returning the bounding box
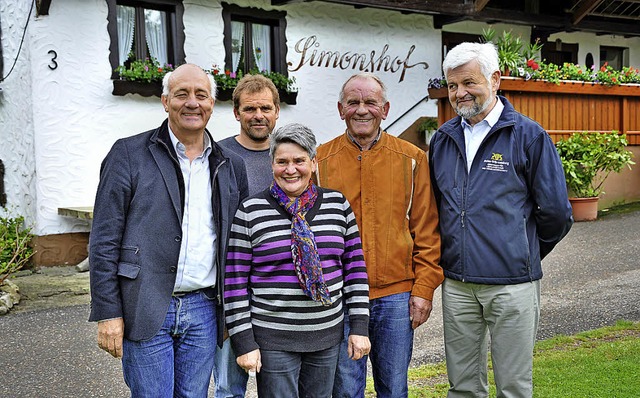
[442,42,500,83]
[161,67,217,98]
[338,72,388,104]
[270,123,317,160]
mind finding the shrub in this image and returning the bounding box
[556,131,635,198]
[0,211,34,284]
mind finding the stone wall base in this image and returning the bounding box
[32,232,89,267]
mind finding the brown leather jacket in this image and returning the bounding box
[316,131,443,300]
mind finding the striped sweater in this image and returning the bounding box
[224,187,369,356]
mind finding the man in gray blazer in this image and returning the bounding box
[89,64,248,397]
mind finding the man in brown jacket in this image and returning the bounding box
[315,72,443,398]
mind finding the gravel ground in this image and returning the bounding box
[1,209,638,397]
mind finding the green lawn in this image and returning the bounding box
[366,320,640,397]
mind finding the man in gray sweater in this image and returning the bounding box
[214,74,280,397]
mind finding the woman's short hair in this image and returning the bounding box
[270,123,317,160]
[442,42,500,83]
[232,74,280,110]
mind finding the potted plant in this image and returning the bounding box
[417,117,438,144]
[555,131,635,221]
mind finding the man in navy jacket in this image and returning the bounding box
[89,64,248,397]
[429,42,573,397]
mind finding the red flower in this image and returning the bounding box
[526,59,539,70]
[212,69,219,75]
[225,70,231,76]
[158,67,163,73]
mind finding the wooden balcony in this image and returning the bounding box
[429,77,640,145]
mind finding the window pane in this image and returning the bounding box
[231,21,245,73]
[116,5,135,65]
[251,23,271,72]
[144,9,168,65]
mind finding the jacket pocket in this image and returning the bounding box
[117,262,141,279]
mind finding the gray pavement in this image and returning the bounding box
[1,209,639,397]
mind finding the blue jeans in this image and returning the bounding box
[213,337,248,398]
[333,292,414,398]
[257,345,340,398]
[122,291,217,398]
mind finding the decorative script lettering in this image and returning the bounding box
[288,36,429,82]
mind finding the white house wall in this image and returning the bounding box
[22,0,443,237]
[0,0,37,225]
[6,0,640,238]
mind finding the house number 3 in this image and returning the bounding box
[48,50,58,70]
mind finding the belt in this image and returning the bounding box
[172,286,216,298]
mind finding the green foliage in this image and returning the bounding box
[115,56,174,83]
[0,211,34,283]
[480,29,640,86]
[417,118,438,134]
[556,131,635,198]
[209,65,297,93]
[115,57,298,93]
[482,28,525,73]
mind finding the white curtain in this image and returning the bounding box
[116,5,135,65]
[231,21,244,73]
[252,23,271,72]
[144,9,168,65]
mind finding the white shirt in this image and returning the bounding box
[461,98,504,171]
[169,129,217,292]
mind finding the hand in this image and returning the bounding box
[347,334,371,361]
[409,296,433,329]
[97,318,124,358]
[237,349,262,375]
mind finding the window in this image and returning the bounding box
[107,0,185,78]
[222,3,288,76]
[600,46,628,70]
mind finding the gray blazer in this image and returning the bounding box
[89,119,248,344]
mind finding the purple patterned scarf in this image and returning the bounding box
[270,181,332,306]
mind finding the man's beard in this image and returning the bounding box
[455,94,494,120]
[244,125,270,142]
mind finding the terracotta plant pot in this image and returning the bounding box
[569,197,599,221]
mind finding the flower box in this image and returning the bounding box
[113,80,298,105]
[112,79,162,97]
[427,87,447,99]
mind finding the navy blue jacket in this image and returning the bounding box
[89,119,248,344]
[429,96,573,284]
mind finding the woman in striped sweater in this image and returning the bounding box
[224,123,370,397]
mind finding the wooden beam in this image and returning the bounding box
[474,0,491,12]
[36,0,52,16]
[280,0,473,15]
[572,0,604,25]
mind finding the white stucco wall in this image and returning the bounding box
[20,0,443,236]
[0,0,37,226]
[5,0,640,237]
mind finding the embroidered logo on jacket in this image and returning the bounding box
[482,153,509,173]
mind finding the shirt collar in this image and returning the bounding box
[168,127,212,160]
[347,128,382,151]
[461,97,504,130]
